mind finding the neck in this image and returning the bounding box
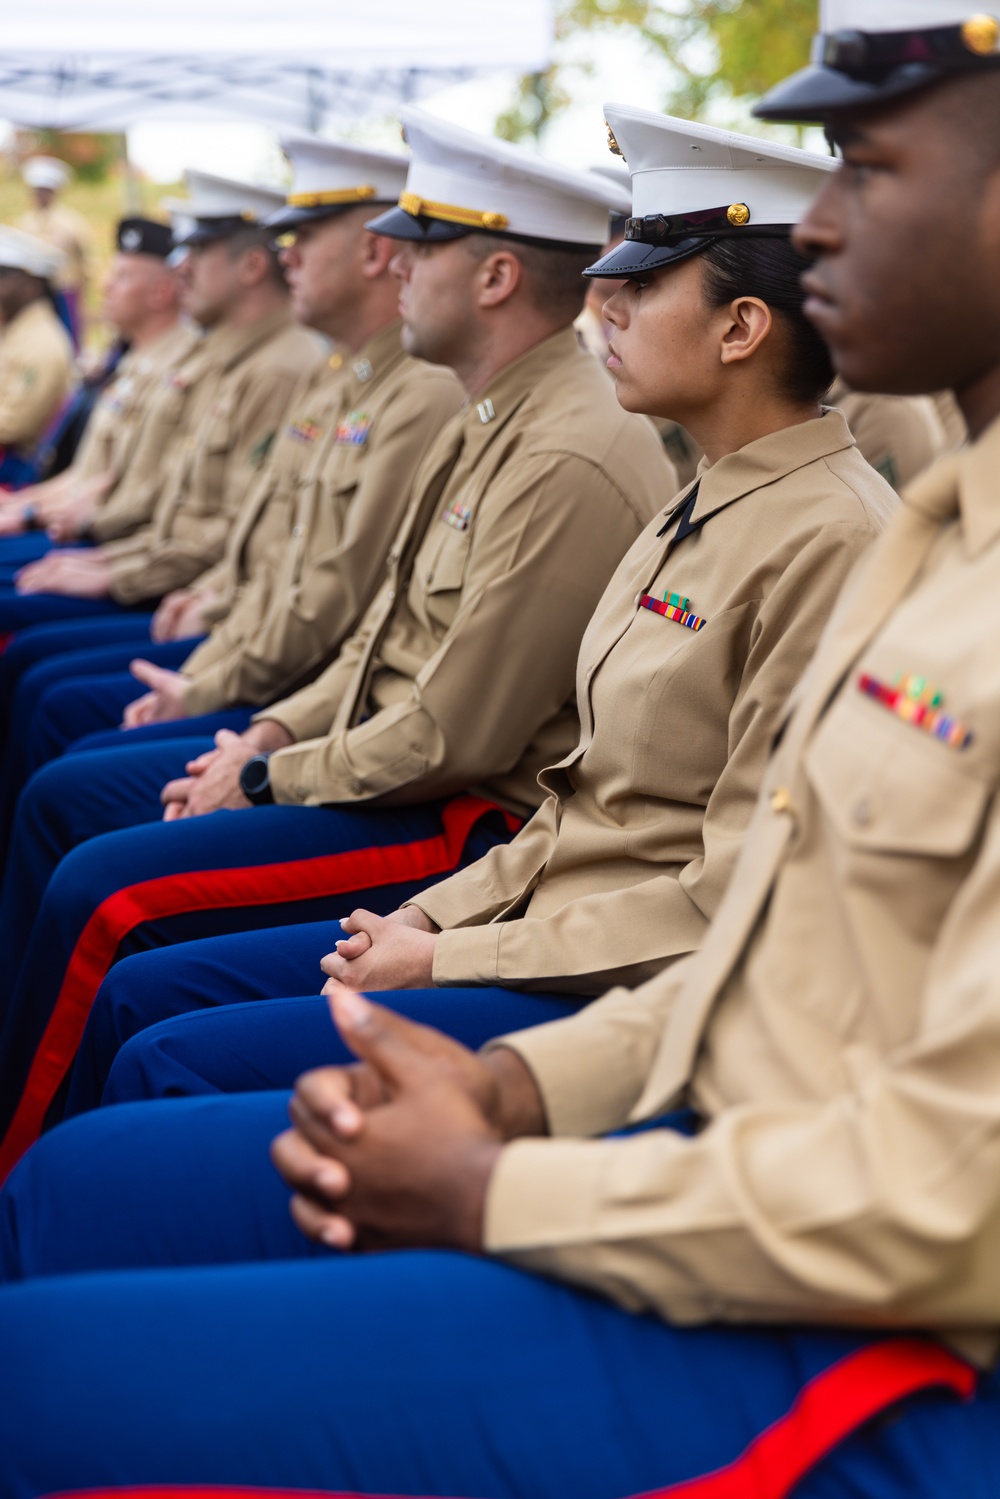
[453,315,565,398]
[954,362,1000,442]
[126,310,181,351]
[685,391,822,468]
[319,290,400,355]
[224,284,288,332]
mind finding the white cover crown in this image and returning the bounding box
[398,106,630,245]
[0,225,66,279]
[22,156,71,191]
[821,1,997,30]
[279,134,409,208]
[181,169,285,223]
[604,104,838,225]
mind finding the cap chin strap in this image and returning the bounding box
[817,16,1000,79]
[626,204,769,244]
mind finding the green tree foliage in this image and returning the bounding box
[22,128,123,184]
[496,0,816,140]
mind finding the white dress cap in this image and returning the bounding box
[181,170,286,225]
[22,157,71,192]
[0,226,66,280]
[268,136,410,229]
[757,0,1000,122]
[370,105,630,247]
[822,1,998,30]
[586,105,835,278]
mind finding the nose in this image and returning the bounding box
[389,244,414,282]
[792,179,843,261]
[602,284,628,329]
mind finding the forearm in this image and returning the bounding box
[109,533,228,606]
[432,876,706,994]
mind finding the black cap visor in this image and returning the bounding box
[586,224,789,279]
[754,59,946,122]
[365,205,470,242]
[175,216,260,247]
[264,200,394,232]
[366,204,603,254]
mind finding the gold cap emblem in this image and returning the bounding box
[961,13,1000,53]
[727,203,751,227]
[605,122,624,158]
[482,212,507,232]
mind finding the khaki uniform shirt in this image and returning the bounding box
[259,327,674,816]
[181,323,462,716]
[831,378,950,491]
[87,326,209,545]
[0,298,73,448]
[412,412,896,995]
[16,203,91,293]
[72,323,198,493]
[487,417,1000,1365]
[104,311,322,605]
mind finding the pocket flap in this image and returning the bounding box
[807,688,989,857]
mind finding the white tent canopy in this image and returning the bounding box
[0,1,554,131]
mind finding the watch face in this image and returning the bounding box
[241,755,269,799]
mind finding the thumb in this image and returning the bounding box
[215,728,241,750]
[129,658,169,690]
[328,989,437,1091]
[339,908,384,940]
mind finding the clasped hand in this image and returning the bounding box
[320,905,440,992]
[271,987,510,1253]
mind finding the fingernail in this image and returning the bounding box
[334,989,371,1028]
[316,1166,345,1195]
[320,1220,350,1249]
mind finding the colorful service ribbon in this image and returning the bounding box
[858,671,972,750]
[287,417,324,444]
[441,497,472,532]
[639,587,707,631]
[335,410,373,446]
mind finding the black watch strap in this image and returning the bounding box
[239,752,274,806]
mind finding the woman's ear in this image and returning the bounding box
[719,295,773,366]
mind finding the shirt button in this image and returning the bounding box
[350,780,364,796]
[387,589,395,601]
[633,592,642,608]
[770,787,794,815]
[292,525,303,538]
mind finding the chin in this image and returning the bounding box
[833,346,941,397]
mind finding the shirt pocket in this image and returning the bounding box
[190,407,239,514]
[806,686,990,858]
[416,514,473,633]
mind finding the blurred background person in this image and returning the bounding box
[16,156,92,350]
[0,217,191,557]
[0,228,74,490]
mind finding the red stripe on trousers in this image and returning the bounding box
[40,1338,975,1499]
[0,794,516,1183]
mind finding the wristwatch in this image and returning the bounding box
[239,752,274,806]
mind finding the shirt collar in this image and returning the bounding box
[342,318,406,391]
[953,409,1000,558]
[681,408,857,531]
[204,306,297,370]
[459,325,583,457]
